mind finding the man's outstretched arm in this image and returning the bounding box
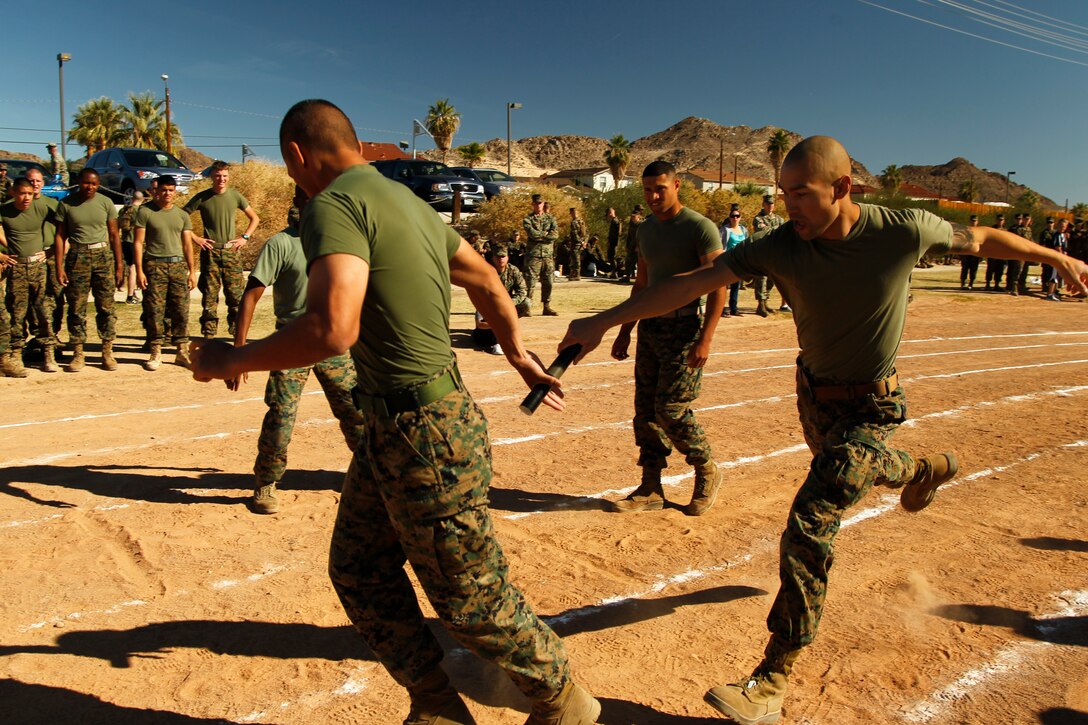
[949,224,1088,294]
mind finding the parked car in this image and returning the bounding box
[0,158,70,199]
[370,159,485,211]
[448,167,517,200]
[85,148,199,199]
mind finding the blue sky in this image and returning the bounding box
[4,1,1087,205]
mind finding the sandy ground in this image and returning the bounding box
[1,266,1086,725]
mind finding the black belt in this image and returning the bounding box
[146,256,184,263]
[352,365,462,417]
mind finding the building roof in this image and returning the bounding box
[359,142,409,162]
[684,168,773,186]
[546,167,612,179]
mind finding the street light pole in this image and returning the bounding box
[57,53,71,161]
[1005,170,1016,204]
[506,102,522,176]
[161,74,172,154]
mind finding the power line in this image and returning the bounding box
[858,0,1088,67]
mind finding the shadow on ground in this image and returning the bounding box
[1021,536,1088,553]
[933,603,1088,647]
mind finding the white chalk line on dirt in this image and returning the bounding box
[7,334,1086,428]
[900,588,1088,723]
[499,386,1088,522]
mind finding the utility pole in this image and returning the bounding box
[1005,170,1016,204]
[719,136,724,189]
[506,102,522,176]
[161,74,172,154]
[57,53,71,160]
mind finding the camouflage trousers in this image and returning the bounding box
[5,260,52,351]
[624,243,637,279]
[328,382,569,700]
[198,247,245,337]
[0,269,10,355]
[766,364,916,651]
[44,255,66,335]
[143,259,189,347]
[754,275,775,301]
[633,316,713,470]
[255,352,365,486]
[65,245,117,344]
[567,246,581,278]
[524,251,554,307]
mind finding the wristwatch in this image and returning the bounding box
[242,233,250,240]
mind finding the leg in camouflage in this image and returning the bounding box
[311,352,366,450]
[165,261,190,347]
[328,386,572,706]
[567,246,580,280]
[525,255,541,306]
[765,367,917,652]
[198,248,223,337]
[220,248,246,337]
[8,261,50,354]
[88,248,117,343]
[254,365,312,488]
[44,256,65,337]
[64,248,92,346]
[144,259,170,348]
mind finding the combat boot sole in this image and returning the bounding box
[525,681,600,725]
[404,690,476,725]
[901,452,958,512]
[704,680,784,725]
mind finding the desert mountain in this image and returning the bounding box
[899,157,1056,208]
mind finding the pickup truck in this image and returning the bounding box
[371,159,485,211]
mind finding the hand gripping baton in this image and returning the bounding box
[519,344,583,415]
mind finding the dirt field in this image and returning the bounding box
[2,266,1086,725]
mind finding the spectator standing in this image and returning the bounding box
[720,208,749,316]
[522,193,559,315]
[751,194,786,316]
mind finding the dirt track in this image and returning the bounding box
[1,268,1086,724]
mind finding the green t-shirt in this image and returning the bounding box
[183,187,250,244]
[40,196,59,251]
[302,164,462,393]
[250,226,308,326]
[55,193,118,245]
[723,203,952,383]
[1,198,53,257]
[136,202,192,258]
[637,206,722,308]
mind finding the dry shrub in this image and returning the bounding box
[178,160,295,269]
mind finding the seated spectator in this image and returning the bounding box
[473,244,530,353]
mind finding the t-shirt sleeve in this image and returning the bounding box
[54,202,69,225]
[695,215,723,257]
[302,190,372,267]
[182,194,201,214]
[105,198,118,221]
[444,225,461,260]
[249,233,283,287]
[235,190,251,211]
[182,212,193,232]
[134,207,148,229]
[722,226,780,278]
[911,209,953,256]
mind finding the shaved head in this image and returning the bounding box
[782,136,851,185]
[279,99,359,155]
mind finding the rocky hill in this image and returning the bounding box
[899,157,1055,207]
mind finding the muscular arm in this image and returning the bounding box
[235,207,260,247]
[449,239,563,410]
[691,248,727,367]
[182,230,198,289]
[108,218,123,287]
[949,223,1088,293]
[191,253,367,381]
[54,220,69,285]
[233,277,266,347]
[563,253,739,362]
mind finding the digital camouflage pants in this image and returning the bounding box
[255,352,365,486]
[765,365,917,654]
[65,246,117,344]
[524,249,554,307]
[143,259,189,347]
[6,260,51,351]
[44,255,65,335]
[0,269,10,355]
[199,247,244,337]
[633,316,713,470]
[328,383,570,700]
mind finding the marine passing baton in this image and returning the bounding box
[519,344,583,415]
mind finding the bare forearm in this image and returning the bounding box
[596,258,735,331]
[700,286,726,340]
[232,311,345,374]
[234,285,264,346]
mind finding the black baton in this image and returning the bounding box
[519,344,583,415]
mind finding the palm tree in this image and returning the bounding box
[880,164,903,191]
[426,99,461,163]
[1071,202,1088,219]
[121,92,183,150]
[457,142,486,168]
[68,97,126,156]
[958,178,978,203]
[766,129,792,192]
[604,134,632,189]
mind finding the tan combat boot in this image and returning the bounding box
[41,346,59,373]
[175,340,192,368]
[404,668,476,725]
[101,341,117,371]
[900,452,959,512]
[1,352,28,378]
[542,305,559,316]
[704,646,799,725]
[144,345,162,371]
[685,462,722,516]
[525,681,600,725]
[611,466,665,513]
[252,483,279,515]
[756,300,770,317]
[66,343,85,372]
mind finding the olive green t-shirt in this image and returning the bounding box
[183,188,250,244]
[1,198,53,257]
[637,206,722,308]
[723,203,952,383]
[136,202,192,258]
[40,196,59,251]
[55,193,118,245]
[250,226,308,327]
[302,164,462,393]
